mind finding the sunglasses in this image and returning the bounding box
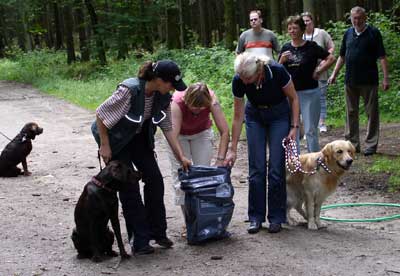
[250,18,258,22]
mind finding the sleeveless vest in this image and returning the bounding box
[91,78,171,156]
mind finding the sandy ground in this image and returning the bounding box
[0,80,400,276]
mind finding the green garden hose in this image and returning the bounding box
[320,202,400,222]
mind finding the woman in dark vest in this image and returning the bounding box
[92,60,191,255]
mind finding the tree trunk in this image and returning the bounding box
[177,0,184,48]
[73,0,90,61]
[223,0,235,50]
[85,0,106,65]
[140,0,153,52]
[53,1,63,50]
[63,4,76,64]
[166,2,180,49]
[43,3,54,48]
[270,0,281,33]
[336,0,346,21]
[198,0,210,47]
[303,0,316,15]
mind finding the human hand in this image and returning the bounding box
[224,148,237,167]
[287,127,297,141]
[327,74,336,85]
[279,51,292,63]
[382,78,390,91]
[180,156,192,172]
[99,144,112,164]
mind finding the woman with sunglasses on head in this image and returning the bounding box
[301,12,335,133]
[168,82,229,224]
[226,52,299,234]
[279,15,335,153]
[92,60,191,255]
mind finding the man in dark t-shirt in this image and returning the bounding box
[329,6,389,156]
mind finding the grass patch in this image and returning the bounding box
[367,156,400,192]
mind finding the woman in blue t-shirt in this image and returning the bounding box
[279,15,335,153]
[225,52,299,234]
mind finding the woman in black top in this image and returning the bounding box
[279,15,335,153]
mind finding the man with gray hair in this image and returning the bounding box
[328,6,389,156]
[236,10,280,60]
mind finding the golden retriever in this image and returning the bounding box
[286,140,356,230]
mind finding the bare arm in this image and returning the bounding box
[314,53,336,79]
[328,56,345,84]
[380,56,390,91]
[282,80,299,140]
[210,96,230,166]
[163,129,191,171]
[225,97,245,167]
[96,115,112,164]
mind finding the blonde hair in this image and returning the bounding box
[234,52,271,78]
[184,82,212,108]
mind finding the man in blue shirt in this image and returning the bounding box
[329,6,389,156]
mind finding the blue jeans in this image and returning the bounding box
[297,87,321,153]
[245,100,290,224]
[319,80,328,122]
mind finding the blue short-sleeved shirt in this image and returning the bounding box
[232,62,291,107]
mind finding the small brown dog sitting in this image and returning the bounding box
[0,122,43,177]
[71,160,141,263]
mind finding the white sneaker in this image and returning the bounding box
[319,125,327,133]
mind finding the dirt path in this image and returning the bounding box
[0,81,399,276]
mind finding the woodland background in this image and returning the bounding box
[0,1,399,188]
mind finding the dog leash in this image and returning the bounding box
[97,150,103,172]
[282,137,332,175]
[0,130,12,141]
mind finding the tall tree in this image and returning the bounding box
[303,0,316,15]
[198,0,210,47]
[84,0,106,65]
[73,0,89,61]
[63,3,76,64]
[53,1,63,50]
[336,0,346,21]
[270,0,281,33]
[223,0,235,50]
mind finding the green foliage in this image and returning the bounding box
[367,156,400,192]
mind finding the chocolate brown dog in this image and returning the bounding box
[0,122,43,177]
[71,160,141,262]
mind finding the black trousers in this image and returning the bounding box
[113,129,167,250]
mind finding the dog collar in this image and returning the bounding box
[316,157,332,174]
[91,177,115,193]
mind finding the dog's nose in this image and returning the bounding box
[346,159,353,165]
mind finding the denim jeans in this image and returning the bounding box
[245,100,290,224]
[296,87,321,153]
[113,125,167,250]
[319,80,328,122]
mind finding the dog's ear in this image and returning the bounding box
[321,143,332,162]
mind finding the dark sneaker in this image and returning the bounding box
[268,223,282,233]
[154,237,174,248]
[247,221,261,234]
[364,149,376,156]
[134,244,155,255]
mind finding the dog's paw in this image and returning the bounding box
[121,252,130,259]
[91,255,103,263]
[307,222,318,230]
[23,171,32,176]
[316,221,327,229]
